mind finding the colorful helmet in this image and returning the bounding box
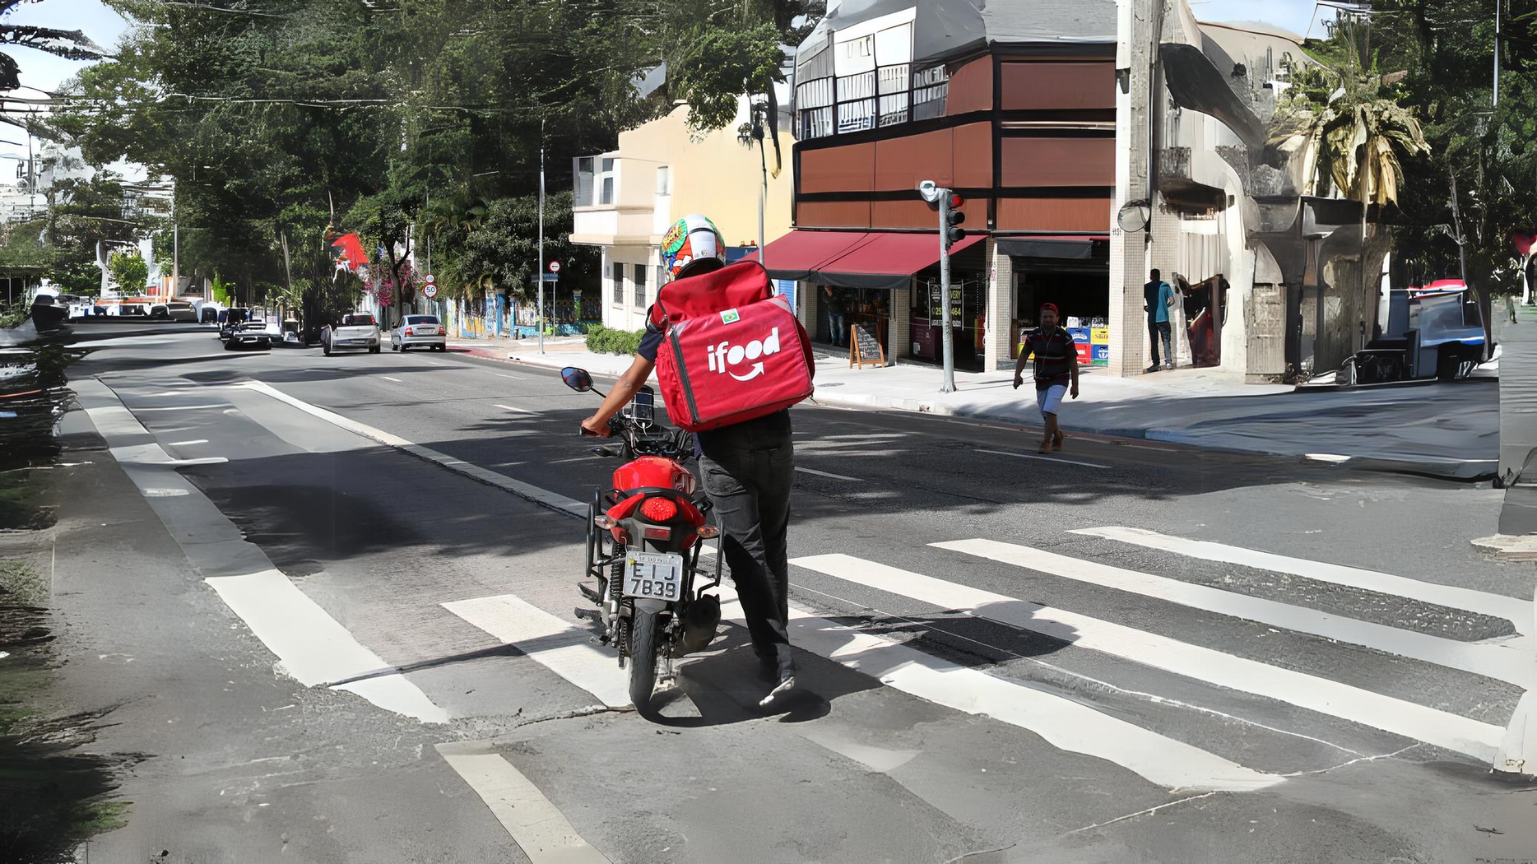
[660,214,726,281]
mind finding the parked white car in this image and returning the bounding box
[321,313,382,356]
[391,314,447,352]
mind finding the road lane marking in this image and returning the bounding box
[203,569,448,723]
[798,551,1504,763]
[134,404,227,411]
[442,595,629,709]
[437,742,611,864]
[167,439,209,446]
[495,403,538,415]
[795,466,863,482]
[381,376,404,383]
[74,380,447,724]
[244,381,585,517]
[1072,527,1532,636]
[1304,453,1351,463]
[930,539,1528,685]
[975,448,1109,470]
[495,373,527,380]
[714,583,1279,792]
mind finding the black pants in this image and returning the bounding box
[697,411,795,677]
[1149,320,1173,367]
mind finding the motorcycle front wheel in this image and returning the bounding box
[628,608,660,717]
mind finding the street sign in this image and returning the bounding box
[423,284,438,299]
[540,273,559,282]
[548,261,561,273]
[425,273,436,284]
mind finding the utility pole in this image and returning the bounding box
[754,102,767,270]
[537,118,546,355]
[1487,0,1500,106]
[919,180,965,393]
[938,192,956,392]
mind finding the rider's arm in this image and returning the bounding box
[582,355,655,436]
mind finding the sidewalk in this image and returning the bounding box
[451,337,1498,480]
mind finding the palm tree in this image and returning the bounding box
[0,1,106,93]
[1269,42,1430,355]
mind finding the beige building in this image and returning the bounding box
[570,93,796,330]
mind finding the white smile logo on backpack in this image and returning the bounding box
[707,327,781,382]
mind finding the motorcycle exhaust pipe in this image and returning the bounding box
[679,593,721,654]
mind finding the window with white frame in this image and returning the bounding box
[655,165,670,195]
[633,263,647,308]
[611,261,625,305]
[574,157,595,206]
[599,158,616,205]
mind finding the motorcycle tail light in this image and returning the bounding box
[640,498,678,522]
[642,526,672,541]
[697,525,720,539]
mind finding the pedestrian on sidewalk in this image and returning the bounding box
[1013,302,1079,453]
[1144,268,1176,372]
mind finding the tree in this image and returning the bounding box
[1270,31,1430,352]
[107,249,148,293]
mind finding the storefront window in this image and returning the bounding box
[910,269,985,371]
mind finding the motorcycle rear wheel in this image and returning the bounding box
[628,609,660,717]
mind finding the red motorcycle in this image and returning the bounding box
[564,367,722,716]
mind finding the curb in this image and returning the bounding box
[1471,534,1537,559]
[809,391,1492,480]
[473,352,1494,481]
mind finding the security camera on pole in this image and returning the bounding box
[919,180,967,393]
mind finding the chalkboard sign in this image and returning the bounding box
[850,321,885,368]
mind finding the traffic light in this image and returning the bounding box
[944,193,966,249]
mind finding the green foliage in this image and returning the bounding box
[107,250,149,293]
[584,324,644,355]
[671,23,785,135]
[1344,1,1537,290]
[1271,39,1430,207]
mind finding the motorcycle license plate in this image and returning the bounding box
[624,552,684,600]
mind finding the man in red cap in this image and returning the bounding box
[1012,302,1079,453]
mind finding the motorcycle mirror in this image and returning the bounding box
[561,367,594,393]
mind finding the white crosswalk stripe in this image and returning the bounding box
[442,525,1528,792]
[713,585,1278,792]
[795,551,1506,762]
[1071,526,1532,636]
[442,594,631,709]
[931,538,1530,685]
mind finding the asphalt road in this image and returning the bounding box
[39,322,1537,863]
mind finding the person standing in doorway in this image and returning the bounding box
[1013,303,1080,453]
[1144,268,1175,372]
[823,285,847,347]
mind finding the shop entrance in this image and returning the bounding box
[818,285,893,353]
[1011,262,1109,360]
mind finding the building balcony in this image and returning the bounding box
[570,205,660,247]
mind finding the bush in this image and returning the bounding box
[584,325,644,355]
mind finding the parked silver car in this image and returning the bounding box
[391,314,447,352]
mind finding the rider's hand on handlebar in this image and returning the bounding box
[580,414,613,438]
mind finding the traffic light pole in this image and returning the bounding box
[938,191,956,393]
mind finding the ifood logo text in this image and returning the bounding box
[707,327,781,382]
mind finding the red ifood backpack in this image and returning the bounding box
[648,261,815,432]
